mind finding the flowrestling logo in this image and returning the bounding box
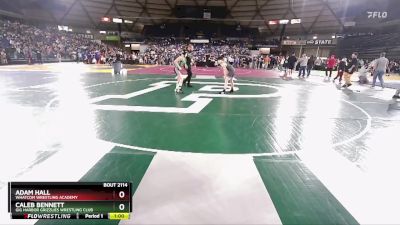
[367,11,388,19]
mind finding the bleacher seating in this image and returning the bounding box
[337,33,400,60]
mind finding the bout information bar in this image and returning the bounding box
[8,182,132,220]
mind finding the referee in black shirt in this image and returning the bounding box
[183,44,194,88]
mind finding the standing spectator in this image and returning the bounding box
[314,57,322,70]
[36,50,42,64]
[388,61,394,74]
[343,52,358,88]
[333,57,346,84]
[287,53,297,77]
[264,55,270,69]
[270,55,277,69]
[228,55,234,65]
[297,54,308,78]
[278,55,285,71]
[27,49,33,65]
[95,51,101,64]
[325,55,336,78]
[282,56,289,80]
[57,52,61,63]
[234,56,240,68]
[0,49,7,64]
[306,55,315,77]
[371,52,389,89]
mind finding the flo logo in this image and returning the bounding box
[367,11,388,19]
[89,80,281,114]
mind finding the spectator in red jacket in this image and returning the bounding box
[325,55,337,78]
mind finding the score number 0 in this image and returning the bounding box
[119,191,126,211]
